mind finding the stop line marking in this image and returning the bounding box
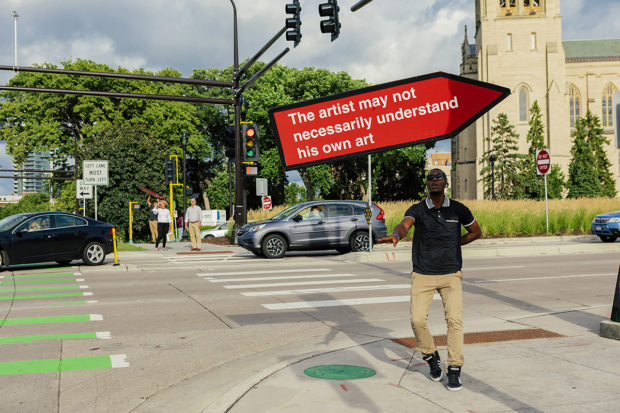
[474,272,616,283]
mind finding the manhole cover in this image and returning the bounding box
[304,365,376,380]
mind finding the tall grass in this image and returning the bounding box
[247,198,620,239]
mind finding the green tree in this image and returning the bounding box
[284,182,307,204]
[584,112,616,197]
[567,115,599,198]
[479,113,523,199]
[72,124,169,241]
[0,193,51,219]
[520,101,565,199]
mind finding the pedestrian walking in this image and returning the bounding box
[185,197,203,251]
[378,168,481,391]
[154,199,173,251]
[147,195,159,243]
[177,214,184,241]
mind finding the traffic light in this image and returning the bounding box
[319,0,340,41]
[285,0,302,47]
[164,159,175,183]
[224,125,235,159]
[242,123,260,163]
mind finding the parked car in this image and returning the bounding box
[237,200,388,258]
[0,212,115,268]
[201,222,231,239]
[591,210,620,242]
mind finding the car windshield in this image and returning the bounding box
[269,205,302,221]
[0,214,30,232]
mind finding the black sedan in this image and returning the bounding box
[0,212,115,268]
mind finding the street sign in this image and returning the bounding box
[76,179,93,199]
[536,149,551,175]
[262,195,272,210]
[269,71,510,170]
[364,205,372,224]
[83,160,109,185]
[256,178,268,196]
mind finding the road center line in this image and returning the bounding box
[473,273,616,283]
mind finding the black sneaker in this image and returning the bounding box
[422,351,443,382]
[447,365,463,391]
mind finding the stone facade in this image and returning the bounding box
[452,0,620,199]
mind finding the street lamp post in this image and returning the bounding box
[489,153,497,200]
[180,132,189,241]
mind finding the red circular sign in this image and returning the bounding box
[262,196,272,210]
[536,149,550,175]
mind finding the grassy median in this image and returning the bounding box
[248,198,620,239]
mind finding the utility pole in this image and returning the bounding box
[12,11,18,68]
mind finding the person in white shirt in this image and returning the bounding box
[185,197,203,251]
[154,199,173,251]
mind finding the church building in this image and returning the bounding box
[452,0,620,199]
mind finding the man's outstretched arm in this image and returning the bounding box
[378,217,414,247]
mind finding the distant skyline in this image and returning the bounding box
[1,0,619,194]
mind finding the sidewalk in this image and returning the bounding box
[121,235,620,413]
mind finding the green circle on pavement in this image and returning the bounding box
[304,365,376,380]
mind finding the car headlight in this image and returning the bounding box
[248,224,266,232]
[608,217,620,223]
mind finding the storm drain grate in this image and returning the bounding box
[392,328,565,348]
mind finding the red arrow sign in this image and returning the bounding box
[269,72,510,170]
[536,149,551,175]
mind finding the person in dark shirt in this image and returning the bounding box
[379,168,481,391]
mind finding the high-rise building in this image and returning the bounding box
[452,0,620,199]
[13,151,51,195]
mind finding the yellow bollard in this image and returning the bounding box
[112,227,119,266]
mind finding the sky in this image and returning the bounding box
[1,0,619,194]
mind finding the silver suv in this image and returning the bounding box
[237,200,388,258]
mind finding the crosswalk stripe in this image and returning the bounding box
[224,279,384,289]
[262,295,442,310]
[197,268,332,277]
[241,284,411,296]
[208,273,353,283]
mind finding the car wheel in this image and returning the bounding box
[205,234,215,238]
[336,247,351,254]
[599,235,618,243]
[350,231,369,252]
[82,241,106,265]
[56,260,72,266]
[0,250,4,269]
[261,234,288,259]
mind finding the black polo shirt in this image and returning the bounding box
[404,197,475,275]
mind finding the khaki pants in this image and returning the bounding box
[149,220,158,243]
[188,221,202,249]
[410,271,463,367]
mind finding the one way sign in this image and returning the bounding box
[76,179,93,199]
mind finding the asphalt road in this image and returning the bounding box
[0,242,618,412]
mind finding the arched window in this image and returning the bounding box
[569,84,581,127]
[519,86,529,122]
[602,83,618,128]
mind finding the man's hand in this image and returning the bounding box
[377,235,399,247]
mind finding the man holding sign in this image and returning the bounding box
[379,168,481,391]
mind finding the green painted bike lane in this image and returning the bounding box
[0,354,128,375]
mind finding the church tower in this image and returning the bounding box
[453,0,571,199]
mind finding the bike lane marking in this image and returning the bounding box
[0,331,111,344]
[0,354,129,375]
[1,314,102,325]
